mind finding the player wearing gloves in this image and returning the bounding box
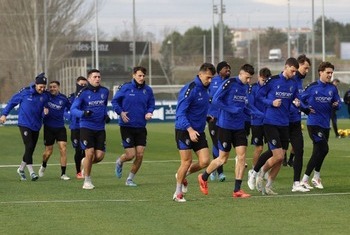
[70,69,109,189]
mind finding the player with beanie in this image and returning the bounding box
[206,61,231,182]
[0,72,49,181]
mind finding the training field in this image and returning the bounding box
[1,121,350,235]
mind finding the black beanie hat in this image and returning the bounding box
[216,61,231,74]
[35,72,47,85]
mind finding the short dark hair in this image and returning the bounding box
[133,66,147,75]
[259,67,271,78]
[285,57,299,69]
[297,54,311,66]
[318,61,334,72]
[240,64,255,75]
[76,76,87,82]
[199,63,216,75]
[87,69,100,77]
[49,80,60,86]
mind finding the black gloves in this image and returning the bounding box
[300,107,310,115]
[83,110,93,117]
[105,115,111,123]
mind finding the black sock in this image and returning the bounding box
[217,165,224,175]
[61,166,66,175]
[42,161,47,168]
[234,179,242,192]
[202,171,210,181]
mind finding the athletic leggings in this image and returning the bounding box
[289,121,304,182]
[19,126,39,165]
[304,125,330,176]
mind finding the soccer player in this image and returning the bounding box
[285,54,312,192]
[247,67,271,190]
[67,76,88,179]
[300,61,341,190]
[173,63,216,202]
[206,61,231,182]
[330,78,340,138]
[343,87,350,118]
[247,56,312,193]
[253,58,299,195]
[70,69,109,189]
[112,66,155,187]
[38,81,71,180]
[198,64,255,198]
[0,73,49,181]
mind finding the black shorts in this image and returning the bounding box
[120,126,147,148]
[263,124,289,150]
[175,129,208,151]
[251,125,266,146]
[217,127,247,152]
[245,121,251,137]
[307,125,330,144]
[44,125,67,146]
[19,126,40,147]
[207,118,218,145]
[80,128,106,151]
[70,129,80,149]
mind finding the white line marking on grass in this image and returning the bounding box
[0,160,185,168]
[0,199,150,204]
[1,192,350,205]
[253,192,350,198]
[2,155,350,168]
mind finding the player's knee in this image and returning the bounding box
[198,155,210,168]
[218,155,228,165]
[136,152,144,159]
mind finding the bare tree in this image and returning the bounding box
[111,20,156,42]
[0,0,94,101]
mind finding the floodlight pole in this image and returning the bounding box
[287,0,291,58]
[312,0,315,81]
[44,0,47,75]
[95,0,99,69]
[218,0,224,61]
[321,0,326,61]
[132,0,136,66]
[211,0,215,64]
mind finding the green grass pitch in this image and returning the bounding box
[1,121,350,235]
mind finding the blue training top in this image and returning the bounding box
[1,83,49,131]
[289,71,306,123]
[213,76,248,130]
[300,79,341,129]
[111,79,155,128]
[248,82,266,126]
[43,92,70,128]
[207,74,225,119]
[175,76,209,132]
[70,83,109,131]
[257,73,298,127]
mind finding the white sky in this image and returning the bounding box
[85,0,350,41]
